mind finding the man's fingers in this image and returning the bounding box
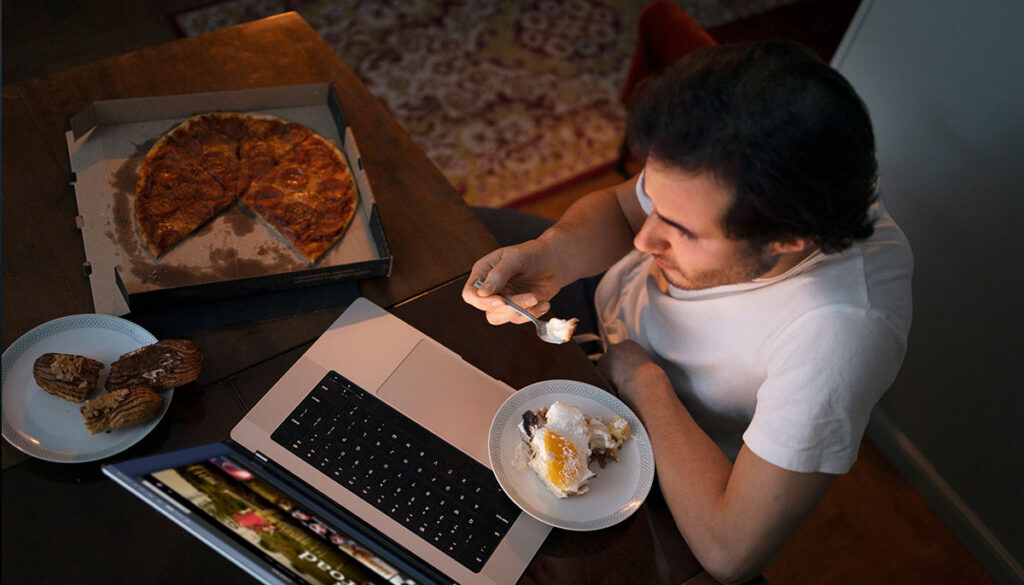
[490,303,553,327]
[505,292,538,309]
[465,251,517,300]
[462,245,554,325]
[477,268,514,297]
[462,277,491,309]
[476,245,535,296]
[463,251,506,305]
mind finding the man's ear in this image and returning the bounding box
[768,237,811,255]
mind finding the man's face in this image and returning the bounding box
[634,158,780,290]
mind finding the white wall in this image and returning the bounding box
[831,1,1024,583]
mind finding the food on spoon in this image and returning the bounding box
[106,339,202,391]
[80,386,164,434]
[513,401,629,498]
[545,317,579,343]
[33,353,104,402]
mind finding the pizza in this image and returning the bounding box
[135,113,357,263]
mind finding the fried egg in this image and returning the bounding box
[515,401,629,498]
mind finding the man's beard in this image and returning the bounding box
[657,244,780,291]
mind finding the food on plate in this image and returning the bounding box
[514,401,630,498]
[80,386,164,434]
[545,317,579,343]
[135,112,358,262]
[32,353,104,402]
[106,339,203,391]
[587,411,631,468]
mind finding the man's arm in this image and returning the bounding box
[533,173,645,285]
[464,175,644,322]
[600,341,834,585]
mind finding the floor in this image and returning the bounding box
[1,1,998,583]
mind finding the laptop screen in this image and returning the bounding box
[104,443,430,585]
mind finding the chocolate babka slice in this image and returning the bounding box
[105,339,202,391]
[80,386,164,434]
[33,353,104,402]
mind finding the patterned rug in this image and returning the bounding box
[175,0,797,207]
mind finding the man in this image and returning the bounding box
[463,42,912,584]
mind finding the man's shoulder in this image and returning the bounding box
[803,206,913,329]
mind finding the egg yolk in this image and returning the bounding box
[542,430,583,490]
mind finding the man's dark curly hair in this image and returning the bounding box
[626,41,878,253]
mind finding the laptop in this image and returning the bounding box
[103,297,551,585]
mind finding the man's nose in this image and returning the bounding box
[634,215,667,254]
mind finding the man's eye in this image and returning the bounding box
[676,227,697,240]
[653,210,696,240]
[661,216,695,239]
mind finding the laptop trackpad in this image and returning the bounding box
[376,339,513,468]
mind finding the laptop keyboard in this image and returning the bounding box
[271,371,522,573]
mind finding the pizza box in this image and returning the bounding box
[65,83,391,316]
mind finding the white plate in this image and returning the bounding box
[488,379,655,531]
[2,314,169,463]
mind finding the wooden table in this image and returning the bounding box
[1,13,702,585]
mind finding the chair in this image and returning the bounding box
[616,0,717,176]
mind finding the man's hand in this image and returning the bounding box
[462,176,641,327]
[462,238,564,325]
[597,340,671,406]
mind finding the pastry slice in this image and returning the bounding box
[106,339,202,391]
[33,353,104,402]
[80,386,164,434]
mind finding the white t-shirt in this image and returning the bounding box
[595,175,913,473]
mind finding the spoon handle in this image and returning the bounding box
[500,296,542,326]
[472,280,541,325]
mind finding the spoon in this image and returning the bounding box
[473,280,569,344]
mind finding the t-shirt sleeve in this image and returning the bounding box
[635,170,653,215]
[742,306,907,474]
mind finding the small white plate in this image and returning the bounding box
[488,379,655,531]
[2,314,169,463]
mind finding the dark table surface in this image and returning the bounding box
[1,12,702,585]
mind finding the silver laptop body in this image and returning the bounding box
[230,298,550,585]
